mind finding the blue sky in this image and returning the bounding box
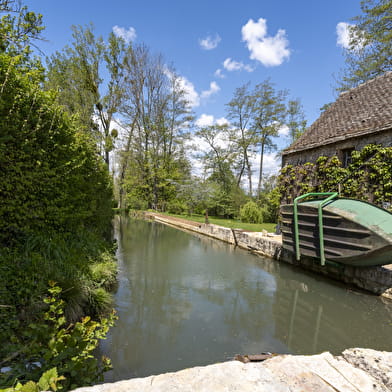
[25,0,361,174]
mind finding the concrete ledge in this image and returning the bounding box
[73,348,392,391]
[146,213,392,299]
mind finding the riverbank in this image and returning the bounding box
[145,212,392,300]
[73,348,392,391]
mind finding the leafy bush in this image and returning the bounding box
[0,18,117,392]
[0,283,116,392]
[166,200,187,214]
[90,256,118,292]
[0,53,113,247]
[1,368,65,392]
[240,201,263,224]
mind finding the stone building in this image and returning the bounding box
[282,72,392,167]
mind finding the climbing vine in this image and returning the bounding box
[277,145,392,209]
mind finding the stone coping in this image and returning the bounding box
[72,348,392,392]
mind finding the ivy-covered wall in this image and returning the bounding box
[277,144,392,209]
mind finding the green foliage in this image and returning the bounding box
[0,283,116,392]
[0,10,117,392]
[0,2,44,56]
[166,199,188,215]
[46,25,128,166]
[258,187,281,223]
[207,183,238,218]
[240,201,263,224]
[0,235,117,359]
[287,98,307,143]
[251,79,287,197]
[277,145,392,208]
[0,52,113,247]
[277,162,316,205]
[1,368,65,392]
[341,144,392,206]
[337,0,392,91]
[89,253,118,292]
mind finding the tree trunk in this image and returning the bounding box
[257,142,265,198]
[245,151,252,196]
[236,158,246,188]
[117,121,135,209]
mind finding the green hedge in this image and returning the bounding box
[0,53,113,246]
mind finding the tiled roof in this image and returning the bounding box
[283,72,392,155]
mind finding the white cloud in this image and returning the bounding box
[195,114,230,128]
[223,58,254,72]
[112,25,136,43]
[200,81,220,99]
[164,68,201,108]
[262,153,281,175]
[336,22,352,49]
[199,34,221,50]
[164,68,200,108]
[196,114,215,127]
[214,68,225,78]
[249,152,281,186]
[241,18,290,67]
[278,125,289,137]
[178,75,200,108]
[336,22,366,51]
[216,117,229,126]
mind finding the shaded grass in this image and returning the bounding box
[161,212,277,233]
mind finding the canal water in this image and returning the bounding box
[99,216,392,381]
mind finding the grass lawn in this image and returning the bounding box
[161,212,277,233]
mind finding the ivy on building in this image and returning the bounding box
[277,145,392,209]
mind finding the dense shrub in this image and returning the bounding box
[240,201,263,224]
[0,52,117,390]
[165,199,188,214]
[0,53,113,246]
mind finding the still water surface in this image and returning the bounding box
[100,216,392,381]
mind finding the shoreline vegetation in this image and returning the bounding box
[0,27,118,392]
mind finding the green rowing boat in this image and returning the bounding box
[280,192,392,267]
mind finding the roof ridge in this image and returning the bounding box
[283,71,392,155]
[339,71,392,96]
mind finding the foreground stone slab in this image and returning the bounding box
[342,348,392,390]
[73,349,391,392]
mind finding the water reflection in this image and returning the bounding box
[100,216,392,381]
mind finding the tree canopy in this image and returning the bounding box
[337,0,392,91]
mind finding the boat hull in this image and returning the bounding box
[280,198,392,267]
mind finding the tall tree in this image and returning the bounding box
[0,0,44,55]
[286,98,307,143]
[226,82,256,195]
[46,25,128,167]
[196,124,235,194]
[337,0,392,91]
[251,79,287,198]
[120,45,192,209]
